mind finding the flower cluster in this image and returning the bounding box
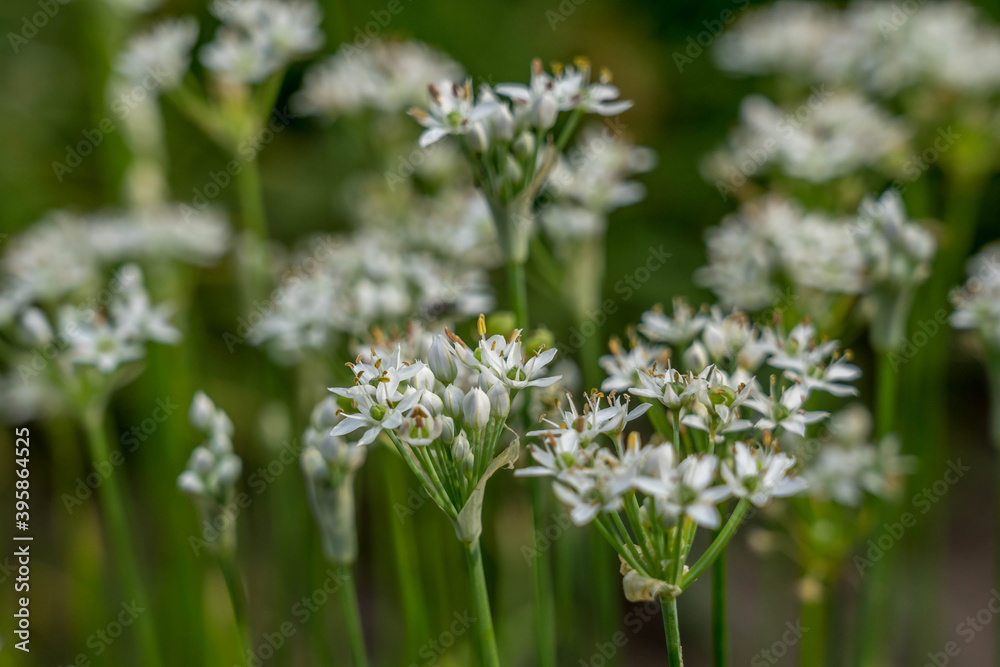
[201,0,324,84]
[541,124,657,242]
[327,318,559,541]
[295,39,463,118]
[696,189,936,340]
[716,1,1000,98]
[250,230,493,361]
[703,91,910,186]
[407,57,635,263]
[0,207,229,326]
[951,245,1000,347]
[117,18,200,92]
[178,392,243,553]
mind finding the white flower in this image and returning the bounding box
[117,18,199,91]
[657,455,731,529]
[599,340,668,393]
[553,467,623,525]
[408,80,500,147]
[721,442,807,506]
[744,383,827,436]
[855,190,937,289]
[448,328,560,391]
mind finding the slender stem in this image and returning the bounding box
[711,528,727,667]
[661,595,684,667]
[383,458,430,655]
[234,156,272,299]
[335,563,369,667]
[799,577,828,667]
[81,410,163,667]
[681,499,750,590]
[219,554,252,661]
[529,478,558,667]
[464,539,501,667]
[506,260,529,330]
[555,108,584,152]
[855,350,901,666]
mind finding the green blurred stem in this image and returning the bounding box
[555,109,584,152]
[464,538,501,667]
[81,409,163,667]
[506,260,529,330]
[661,595,684,667]
[855,349,902,666]
[529,478,558,667]
[711,528,727,667]
[799,578,828,667]
[504,256,557,667]
[383,460,430,655]
[219,554,252,661]
[335,562,369,667]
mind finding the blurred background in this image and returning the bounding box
[0,0,997,665]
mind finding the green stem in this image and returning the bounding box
[464,538,501,667]
[855,350,902,665]
[506,260,530,330]
[81,410,163,667]
[661,595,684,667]
[799,578,828,667]
[219,554,252,661]
[528,478,558,667]
[711,529,727,667]
[336,563,369,667]
[681,499,750,590]
[555,108,584,152]
[234,156,271,297]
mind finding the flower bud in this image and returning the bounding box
[493,104,515,141]
[683,342,709,372]
[190,391,216,431]
[532,92,558,131]
[413,366,437,392]
[512,131,535,159]
[177,470,205,496]
[421,390,445,416]
[440,416,456,444]
[488,383,510,418]
[190,446,215,475]
[429,337,458,384]
[311,397,340,430]
[451,431,470,461]
[504,154,523,184]
[300,447,329,482]
[216,454,243,485]
[702,324,726,361]
[463,387,491,430]
[19,308,52,346]
[443,384,465,417]
[467,122,490,153]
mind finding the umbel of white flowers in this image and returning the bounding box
[301,397,366,564]
[407,58,633,265]
[179,392,243,555]
[327,316,559,543]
